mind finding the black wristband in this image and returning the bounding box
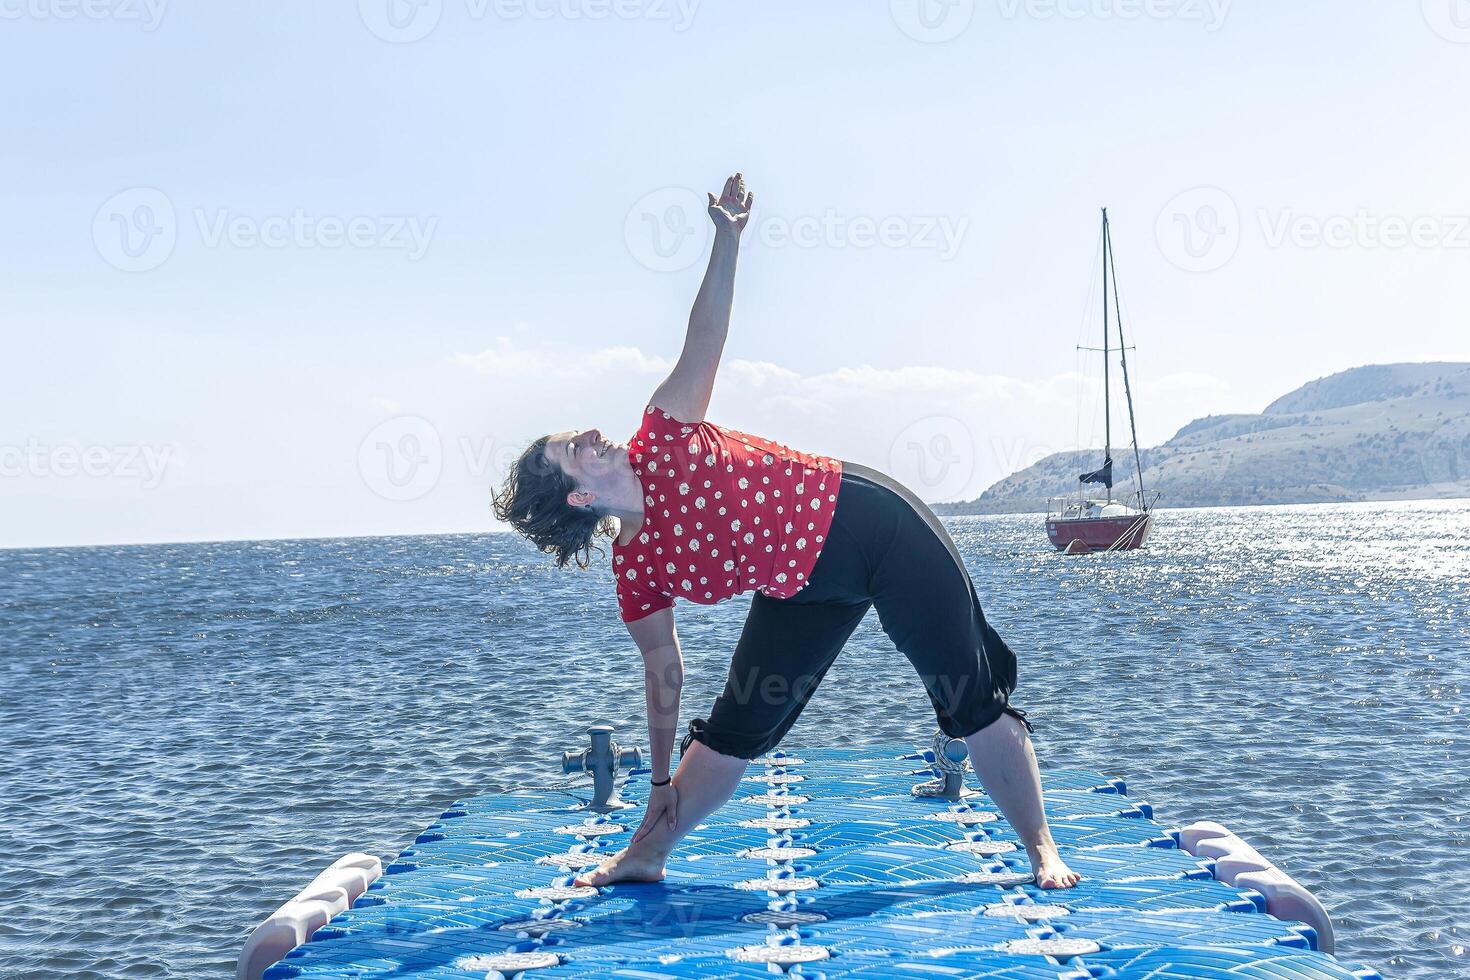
[650,776,672,787]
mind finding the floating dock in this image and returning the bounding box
[242,734,1382,979]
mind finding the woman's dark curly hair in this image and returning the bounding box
[492,435,616,569]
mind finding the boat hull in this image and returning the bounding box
[1047,513,1152,552]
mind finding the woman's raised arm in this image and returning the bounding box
[651,173,753,423]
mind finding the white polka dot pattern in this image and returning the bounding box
[613,405,842,622]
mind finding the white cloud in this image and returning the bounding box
[1,333,1239,548]
[453,337,672,380]
[448,336,1230,501]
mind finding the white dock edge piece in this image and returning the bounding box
[1178,820,1334,954]
[236,853,383,980]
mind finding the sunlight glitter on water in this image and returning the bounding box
[0,499,1466,978]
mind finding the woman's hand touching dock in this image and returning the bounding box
[631,781,678,844]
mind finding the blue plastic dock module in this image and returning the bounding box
[262,742,1382,980]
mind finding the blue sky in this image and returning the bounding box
[3,1,1469,547]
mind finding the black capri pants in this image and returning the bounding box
[683,462,1029,761]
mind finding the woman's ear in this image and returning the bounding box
[567,489,596,509]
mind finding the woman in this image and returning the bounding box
[493,174,1079,889]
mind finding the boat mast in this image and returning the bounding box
[1106,213,1148,506]
[1101,209,1112,504]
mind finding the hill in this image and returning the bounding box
[940,362,1470,514]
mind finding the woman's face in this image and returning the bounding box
[541,428,629,508]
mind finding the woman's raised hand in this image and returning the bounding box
[707,173,753,235]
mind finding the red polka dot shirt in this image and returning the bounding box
[613,405,843,623]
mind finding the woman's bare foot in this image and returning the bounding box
[573,846,668,887]
[1028,842,1081,889]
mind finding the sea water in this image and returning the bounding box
[1,500,1465,978]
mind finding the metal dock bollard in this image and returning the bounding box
[913,730,970,801]
[561,724,642,811]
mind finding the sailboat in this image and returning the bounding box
[1046,209,1159,554]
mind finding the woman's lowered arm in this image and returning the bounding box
[625,607,683,839]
